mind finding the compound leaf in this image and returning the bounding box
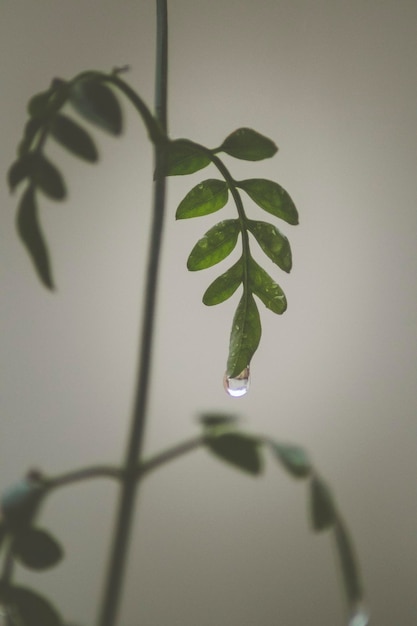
[249,258,287,314]
[227,292,261,377]
[187,220,240,271]
[16,186,54,289]
[176,179,228,219]
[219,128,277,161]
[310,476,336,531]
[50,114,98,162]
[13,528,64,570]
[247,219,292,272]
[205,432,263,475]
[7,586,62,626]
[269,442,311,478]
[69,78,122,135]
[202,259,243,305]
[238,178,298,225]
[164,139,211,176]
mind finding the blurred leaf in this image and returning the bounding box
[269,442,311,478]
[50,115,98,162]
[1,476,45,531]
[227,292,261,377]
[247,219,292,272]
[334,517,364,607]
[219,128,277,161]
[203,259,243,305]
[69,78,122,135]
[18,118,44,156]
[249,258,287,314]
[164,139,211,176]
[206,432,263,475]
[27,88,54,118]
[187,220,240,271]
[13,528,64,570]
[199,413,238,428]
[237,179,298,225]
[8,154,34,192]
[33,154,66,200]
[16,186,54,289]
[310,476,336,531]
[176,179,228,219]
[7,586,62,626]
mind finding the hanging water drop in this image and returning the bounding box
[223,366,250,397]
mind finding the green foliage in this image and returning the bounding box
[237,178,298,225]
[1,478,45,532]
[269,442,311,478]
[205,432,263,475]
[50,114,98,162]
[334,518,364,606]
[13,528,64,570]
[227,292,261,377]
[165,139,211,175]
[175,179,228,218]
[310,476,336,531]
[186,220,240,271]
[69,78,122,135]
[3,586,63,626]
[218,127,277,161]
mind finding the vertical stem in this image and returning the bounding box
[96,2,168,626]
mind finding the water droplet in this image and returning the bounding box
[223,367,250,397]
[349,607,370,626]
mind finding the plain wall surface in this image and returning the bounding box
[1,2,416,625]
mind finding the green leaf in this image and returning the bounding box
[33,154,66,200]
[1,477,44,531]
[50,114,98,162]
[69,78,122,135]
[219,128,277,161]
[227,292,261,377]
[7,586,62,626]
[237,179,299,225]
[8,154,34,192]
[18,118,44,156]
[310,476,336,531]
[27,88,54,118]
[269,442,311,478]
[247,219,292,272]
[13,528,64,570]
[202,259,243,305]
[199,413,238,428]
[187,220,240,271]
[205,432,263,475]
[176,179,228,219]
[164,139,211,176]
[16,186,54,289]
[249,258,287,314]
[334,517,364,606]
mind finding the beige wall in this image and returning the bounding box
[1,2,416,625]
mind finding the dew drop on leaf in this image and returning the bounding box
[223,367,250,397]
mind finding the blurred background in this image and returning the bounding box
[1,1,416,625]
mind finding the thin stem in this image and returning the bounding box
[96,3,168,626]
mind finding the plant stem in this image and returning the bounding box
[96,3,168,626]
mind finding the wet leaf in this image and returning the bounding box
[13,528,64,570]
[310,476,336,531]
[203,259,243,305]
[50,115,98,162]
[16,186,54,289]
[17,188,53,289]
[1,476,45,531]
[249,258,287,314]
[269,442,311,478]
[69,78,122,135]
[334,517,364,606]
[187,220,240,271]
[164,139,211,176]
[227,292,261,377]
[176,179,228,219]
[247,219,292,272]
[219,128,277,161]
[206,432,263,475]
[237,179,298,225]
[7,586,62,626]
